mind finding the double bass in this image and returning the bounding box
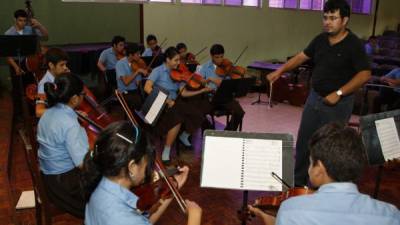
[24,0,48,102]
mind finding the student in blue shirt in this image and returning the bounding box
[36,48,70,117]
[37,73,88,218]
[372,68,400,113]
[249,122,400,225]
[97,36,126,95]
[82,121,202,225]
[116,43,148,110]
[144,47,212,162]
[199,44,245,131]
[5,9,48,119]
[142,34,163,57]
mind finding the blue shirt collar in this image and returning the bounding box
[56,103,77,118]
[98,177,139,210]
[161,63,171,73]
[318,182,359,194]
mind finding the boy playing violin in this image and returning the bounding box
[249,122,400,225]
[115,43,147,110]
[142,34,163,57]
[199,44,245,131]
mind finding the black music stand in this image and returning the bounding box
[360,109,400,198]
[0,35,39,118]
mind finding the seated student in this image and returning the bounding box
[365,35,380,56]
[97,35,126,94]
[37,73,88,218]
[372,68,400,113]
[115,43,148,110]
[142,34,163,57]
[82,121,202,225]
[36,47,70,117]
[249,122,400,225]
[144,47,211,162]
[199,44,245,131]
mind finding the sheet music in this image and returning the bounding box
[144,90,167,124]
[201,136,283,191]
[242,138,282,191]
[375,117,400,161]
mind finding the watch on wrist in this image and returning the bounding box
[336,89,343,96]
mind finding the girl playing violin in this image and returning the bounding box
[37,73,88,218]
[115,43,147,110]
[144,47,212,162]
[82,121,202,225]
[176,43,199,73]
[199,44,245,131]
[248,122,399,225]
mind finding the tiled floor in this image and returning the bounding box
[2,93,399,225]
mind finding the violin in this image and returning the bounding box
[115,89,188,214]
[253,187,314,213]
[131,58,149,76]
[170,63,208,91]
[215,58,246,79]
[116,51,125,60]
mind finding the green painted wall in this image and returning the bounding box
[0,0,141,89]
[143,0,399,66]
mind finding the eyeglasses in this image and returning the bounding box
[322,16,341,21]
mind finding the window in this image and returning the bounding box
[347,0,372,14]
[269,0,296,8]
[270,0,371,14]
[181,0,259,7]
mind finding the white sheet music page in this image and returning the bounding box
[242,138,283,191]
[201,136,243,189]
[145,90,167,124]
[375,117,400,161]
[201,136,283,191]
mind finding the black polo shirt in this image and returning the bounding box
[304,30,370,97]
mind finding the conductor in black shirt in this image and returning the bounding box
[267,0,371,186]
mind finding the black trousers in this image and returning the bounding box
[212,99,245,131]
[41,168,85,219]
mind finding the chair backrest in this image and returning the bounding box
[19,123,51,211]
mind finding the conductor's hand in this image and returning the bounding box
[266,71,281,84]
[323,91,341,106]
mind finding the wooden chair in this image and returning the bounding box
[19,123,75,225]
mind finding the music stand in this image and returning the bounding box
[360,109,400,198]
[0,35,39,119]
[0,35,38,58]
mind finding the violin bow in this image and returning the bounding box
[194,46,208,57]
[271,172,291,189]
[233,45,249,65]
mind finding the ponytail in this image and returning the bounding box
[81,121,153,202]
[44,73,84,107]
